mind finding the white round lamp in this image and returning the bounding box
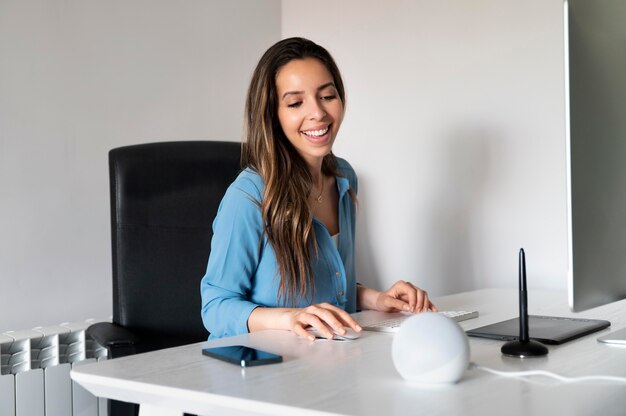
[391,313,470,385]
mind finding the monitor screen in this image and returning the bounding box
[565,0,626,315]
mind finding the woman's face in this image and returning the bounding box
[275,58,344,169]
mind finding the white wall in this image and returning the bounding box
[0,0,281,332]
[282,0,568,295]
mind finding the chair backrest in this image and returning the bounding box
[109,141,241,343]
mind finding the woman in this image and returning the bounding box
[201,37,436,340]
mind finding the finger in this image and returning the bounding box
[403,281,418,312]
[334,312,363,332]
[332,308,363,331]
[391,280,417,312]
[303,314,335,339]
[316,303,362,332]
[293,324,316,341]
[396,283,433,312]
[414,289,426,312]
[420,291,432,312]
[382,295,411,312]
[421,293,436,311]
[308,305,348,335]
[293,310,329,338]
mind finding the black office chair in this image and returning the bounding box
[87,141,241,416]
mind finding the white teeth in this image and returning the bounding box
[302,127,329,137]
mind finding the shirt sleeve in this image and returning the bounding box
[200,176,264,339]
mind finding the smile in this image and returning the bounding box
[301,126,329,137]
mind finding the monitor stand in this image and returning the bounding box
[598,327,626,345]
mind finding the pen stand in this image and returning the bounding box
[501,339,548,358]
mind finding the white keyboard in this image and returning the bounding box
[360,310,479,333]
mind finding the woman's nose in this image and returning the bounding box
[307,99,327,120]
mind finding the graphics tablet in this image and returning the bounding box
[466,315,610,344]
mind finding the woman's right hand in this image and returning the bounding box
[288,303,362,340]
[248,303,362,340]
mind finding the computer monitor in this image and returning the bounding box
[565,0,626,344]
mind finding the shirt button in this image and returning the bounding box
[335,271,341,277]
[338,290,344,297]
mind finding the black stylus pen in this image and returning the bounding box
[501,248,547,356]
[519,248,529,342]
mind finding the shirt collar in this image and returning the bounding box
[336,176,351,200]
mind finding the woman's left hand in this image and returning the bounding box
[374,280,437,313]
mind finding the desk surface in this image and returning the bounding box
[71,289,626,416]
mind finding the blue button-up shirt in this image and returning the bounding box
[200,158,358,339]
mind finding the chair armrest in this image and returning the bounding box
[87,322,141,359]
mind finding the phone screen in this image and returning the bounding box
[202,345,283,367]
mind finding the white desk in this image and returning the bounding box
[71,289,626,416]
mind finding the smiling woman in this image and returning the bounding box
[276,58,344,235]
[200,37,437,341]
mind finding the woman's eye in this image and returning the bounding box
[287,102,302,108]
[321,95,337,101]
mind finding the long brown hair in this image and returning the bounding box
[242,37,347,305]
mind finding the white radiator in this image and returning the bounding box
[1,320,108,416]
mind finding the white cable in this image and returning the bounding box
[469,362,626,383]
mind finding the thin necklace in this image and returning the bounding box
[315,175,324,203]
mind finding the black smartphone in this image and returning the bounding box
[202,345,283,367]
